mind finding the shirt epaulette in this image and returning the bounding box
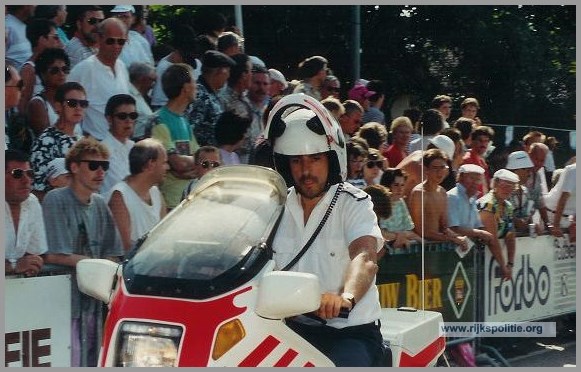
[341,182,369,201]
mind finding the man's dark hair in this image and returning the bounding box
[5,149,30,170]
[431,94,452,108]
[228,53,250,86]
[471,125,495,141]
[298,56,328,79]
[162,63,193,100]
[403,107,422,126]
[215,111,251,146]
[418,109,443,135]
[453,117,475,141]
[74,5,103,23]
[26,18,56,48]
[105,94,136,117]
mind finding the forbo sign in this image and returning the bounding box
[487,255,550,315]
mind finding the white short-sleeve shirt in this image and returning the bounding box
[5,194,48,261]
[272,182,383,329]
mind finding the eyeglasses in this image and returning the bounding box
[79,160,110,171]
[6,80,24,91]
[200,160,220,169]
[7,168,34,179]
[48,66,70,75]
[105,37,127,46]
[64,99,89,108]
[366,160,384,169]
[86,17,104,25]
[114,112,138,120]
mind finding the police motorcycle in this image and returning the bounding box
[76,95,445,367]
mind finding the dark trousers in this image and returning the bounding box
[286,318,384,366]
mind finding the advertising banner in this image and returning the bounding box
[5,275,72,367]
[483,235,576,322]
[376,243,476,322]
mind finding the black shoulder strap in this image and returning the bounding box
[281,183,343,271]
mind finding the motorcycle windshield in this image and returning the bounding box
[123,165,287,299]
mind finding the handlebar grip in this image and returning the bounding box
[338,307,351,319]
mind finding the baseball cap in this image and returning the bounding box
[428,134,455,160]
[494,169,520,183]
[268,68,288,89]
[505,150,534,170]
[110,5,135,13]
[45,158,69,181]
[348,84,376,102]
[202,50,236,69]
[458,164,485,174]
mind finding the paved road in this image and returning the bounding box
[478,314,576,367]
[508,340,576,367]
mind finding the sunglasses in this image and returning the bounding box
[366,160,384,169]
[105,37,127,46]
[48,66,70,75]
[200,160,220,169]
[87,17,104,25]
[326,87,341,93]
[8,168,35,179]
[64,99,89,108]
[5,66,11,82]
[79,160,110,171]
[6,80,24,91]
[114,112,138,120]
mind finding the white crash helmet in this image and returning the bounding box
[264,93,347,186]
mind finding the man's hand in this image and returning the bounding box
[454,236,469,251]
[316,293,351,319]
[547,225,563,237]
[502,264,513,281]
[15,255,44,277]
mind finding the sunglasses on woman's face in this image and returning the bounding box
[48,66,70,75]
[200,160,220,169]
[78,160,110,171]
[366,160,384,169]
[64,99,89,108]
[114,112,138,120]
[7,168,35,179]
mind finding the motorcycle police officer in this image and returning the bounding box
[265,93,384,366]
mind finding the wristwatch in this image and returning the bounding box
[341,292,356,309]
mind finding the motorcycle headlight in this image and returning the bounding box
[115,322,183,367]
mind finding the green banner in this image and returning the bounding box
[376,243,476,322]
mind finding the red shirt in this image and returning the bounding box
[383,144,406,168]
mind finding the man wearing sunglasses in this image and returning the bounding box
[65,6,104,68]
[109,5,154,69]
[68,17,131,141]
[42,137,123,367]
[181,146,222,201]
[101,94,137,194]
[5,149,47,277]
